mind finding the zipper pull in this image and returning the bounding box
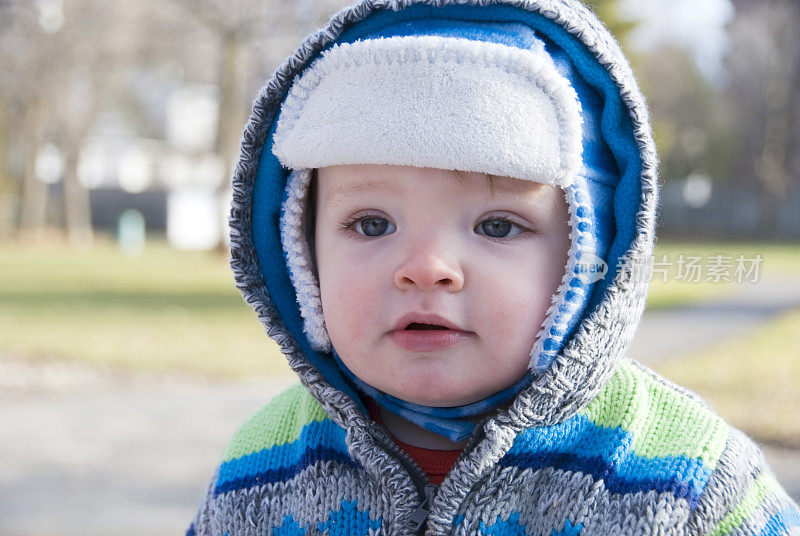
[408,486,436,533]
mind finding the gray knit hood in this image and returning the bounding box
[228,0,658,442]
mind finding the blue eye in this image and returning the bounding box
[355,217,396,237]
[475,218,522,238]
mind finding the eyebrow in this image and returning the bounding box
[324,180,402,202]
[323,173,549,203]
[454,171,548,198]
[491,182,551,208]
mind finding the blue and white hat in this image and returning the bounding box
[270,20,619,441]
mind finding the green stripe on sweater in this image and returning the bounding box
[221,360,729,468]
[706,472,781,536]
[222,383,330,462]
[580,360,728,466]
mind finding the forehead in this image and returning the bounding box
[317,164,553,203]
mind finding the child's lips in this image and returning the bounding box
[391,312,465,332]
[389,328,472,352]
[389,312,471,352]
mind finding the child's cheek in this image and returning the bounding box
[482,269,553,355]
[494,287,543,340]
[321,268,379,347]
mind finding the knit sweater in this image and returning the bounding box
[365,398,462,485]
[189,360,798,535]
[187,0,800,534]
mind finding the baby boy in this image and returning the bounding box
[188,1,800,535]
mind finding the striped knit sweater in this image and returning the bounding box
[188,0,800,534]
[190,360,798,535]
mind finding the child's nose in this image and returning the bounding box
[394,245,464,292]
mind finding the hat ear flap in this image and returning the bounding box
[280,168,331,351]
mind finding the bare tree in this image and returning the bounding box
[166,0,353,170]
[47,0,107,248]
[0,2,50,241]
[159,0,351,250]
[636,45,737,184]
[725,0,800,196]
[0,0,124,246]
[1,0,190,246]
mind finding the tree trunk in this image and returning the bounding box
[18,101,48,243]
[754,33,791,197]
[0,104,20,240]
[218,30,249,176]
[63,143,94,249]
[215,30,250,253]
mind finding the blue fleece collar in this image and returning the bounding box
[333,350,532,443]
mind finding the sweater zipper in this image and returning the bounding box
[445,422,490,536]
[370,429,435,535]
[408,485,436,533]
[370,418,490,535]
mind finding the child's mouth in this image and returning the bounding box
[391,318,470,352]
[405,322,449,331]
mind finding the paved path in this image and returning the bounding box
[630,275,800,363]
[1,274,798,535]
[0,360,295,536]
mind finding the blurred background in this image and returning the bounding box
[0,0,798,534]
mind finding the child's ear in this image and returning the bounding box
[305,169,319,277]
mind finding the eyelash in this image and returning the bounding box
[339,213,534,239]
[474,215,533,240]
[340,211,393,236]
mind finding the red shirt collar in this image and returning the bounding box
[366,398,462,485]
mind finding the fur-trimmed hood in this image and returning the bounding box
[229,0,657,440]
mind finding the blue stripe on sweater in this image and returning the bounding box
[501,451,703,506]
[215,420,354,495]
[501,414,711,506]
[760,507,800,536]
[215,445,358,495]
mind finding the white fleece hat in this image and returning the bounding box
[273,35,584,187]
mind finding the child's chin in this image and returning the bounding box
[390,372,484,407]
[394,387,484,408]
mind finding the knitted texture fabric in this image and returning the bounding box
[188,0,800,534]
[366,397,463,485]
[189,361,798,535]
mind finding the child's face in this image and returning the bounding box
[314,165,570,407]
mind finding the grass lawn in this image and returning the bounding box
[1,238,798,383]
[0,239,290,379]
[646,240,800,309]
[654,308,800,448]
